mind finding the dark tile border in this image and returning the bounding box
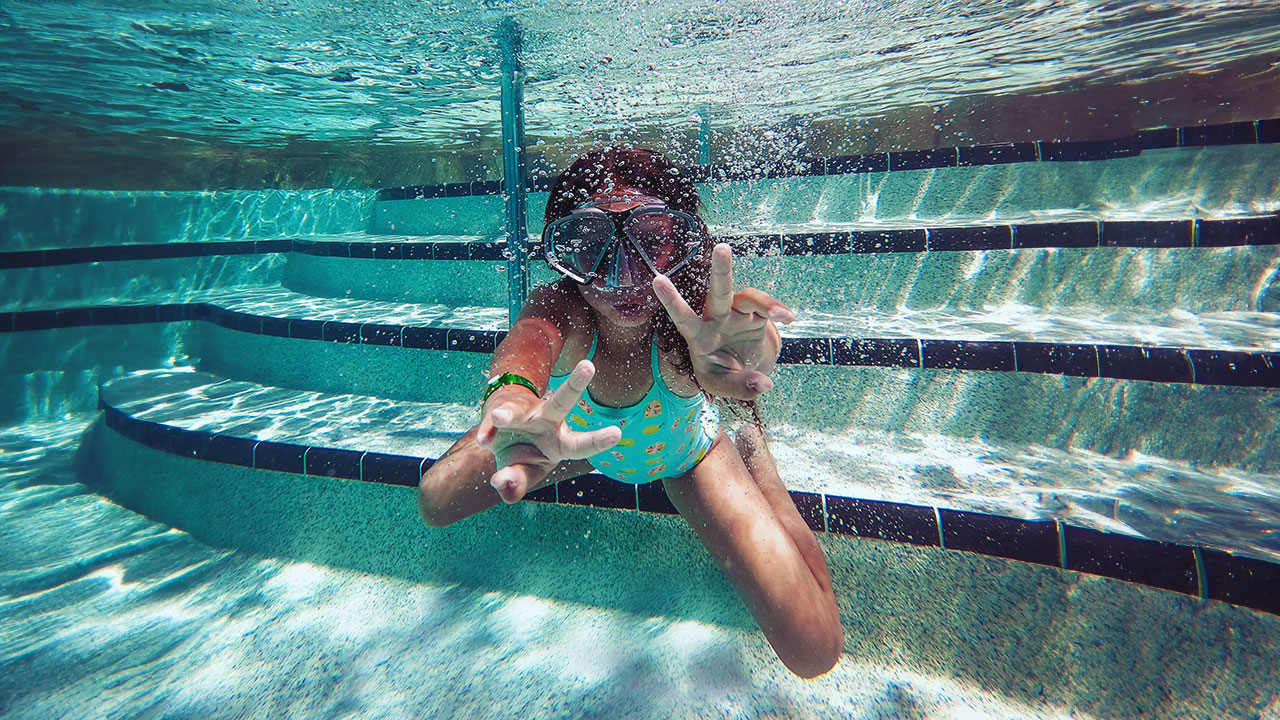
[8,304,1279,387]
[4,215,1275,272]
[100,389,1280,617]
[370,117,1280,201]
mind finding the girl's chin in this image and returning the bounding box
[611,301,656,321]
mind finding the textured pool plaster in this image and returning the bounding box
[85,422,1280,718]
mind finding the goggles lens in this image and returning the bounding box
[544,206,702,287]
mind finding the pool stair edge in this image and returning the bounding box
[94,368,1280,619]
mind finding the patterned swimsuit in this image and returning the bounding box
[546,333,719,484]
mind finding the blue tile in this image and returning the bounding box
[403,243,434,260]
[52,307,95,328]
[359,323,402,347]
[957,142,1037,167]
[304,446,363,480]
[288,318,325,340]
[1188,350,1280,388]
[472,179,503,195]
[922,340,1015,372]
[320,242,350,258]
[322,321,361,344]
[62,247,132,265]
[94,305,162,326]
[778,338,832,365]
[1063,525,1198,595]
[191,303,214,321]
[826,154,889,174]
[376,186,412,201]
[790,491,825,532]
[1259,119,1280,144]
[1101,220,1192,248]
[361,452,424,487]
[782,232,851,256]
[680,166,712,184]
[347,243,377,259]
[432,242,469,260]
[1014,342,1099,377]
[0,312,14,332]
[204,434,256,467]
[1201,548,1280,615]
[217,309,263,334]
[1181,121,1257,147]
[1098,345,1192,384]
[927,225,1012,251]
[1013,222,1099,249]
[444,182,472,198]
[723,234,782,257]
[826,496,939,546]
[447,328,498,353]
[1135,127,1179,150]
[370,242,403,260]
[558,474,636,510]
[524,484,558,503]
[255,239,293,254]
[636,481,679,514]
[155,304,187,322]
[291,239,322,256]
[939,510,1059,565]
[526,174,555,192]
[889,147,957,171]
[140,421,207,459]
[1038,137,1140,162]
[832,338,919,368]
[0,250,45,269]
[849,229,926,253]
[469,242,506,261]
[402,326,448,350]
[1196,216,1280,247]
[253,441,307,474]
[260,316,291,337]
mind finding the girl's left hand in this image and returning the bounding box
[652,242,795,400]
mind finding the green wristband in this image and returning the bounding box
[482,372,540,404]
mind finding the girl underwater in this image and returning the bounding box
[417,147,843,678]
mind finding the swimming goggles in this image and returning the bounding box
[542,196,704,289]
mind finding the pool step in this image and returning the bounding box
[96,368,1280,572]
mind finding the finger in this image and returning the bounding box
[738,370,775,398]
[559,424,622,459]
[490,463,536,504]
[651,274,701,331]
[730,287,795,324]
[703,243,735,320]
[542,359,595,419]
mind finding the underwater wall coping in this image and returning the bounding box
[95,392,1280,619]
[2,214,1277,270]
[376,116,1280,199]
[3,302,1278,388]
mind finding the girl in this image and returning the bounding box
[417,147,843,678]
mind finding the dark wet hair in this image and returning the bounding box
[546,147,760,427]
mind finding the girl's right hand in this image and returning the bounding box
[475,359,622,503]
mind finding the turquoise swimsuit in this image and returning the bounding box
[547,334,719,484]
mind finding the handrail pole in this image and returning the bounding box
[499,18,529,325]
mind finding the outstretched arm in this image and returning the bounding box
[652,242,794,400]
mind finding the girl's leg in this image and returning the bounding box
[418,426,593,527]
[663,430,844,679]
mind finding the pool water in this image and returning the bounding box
[4,0,1280,717]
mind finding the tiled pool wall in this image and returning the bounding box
[4,112,1280,625]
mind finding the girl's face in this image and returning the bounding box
[571,187,667,328]
[577,275,661,328]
